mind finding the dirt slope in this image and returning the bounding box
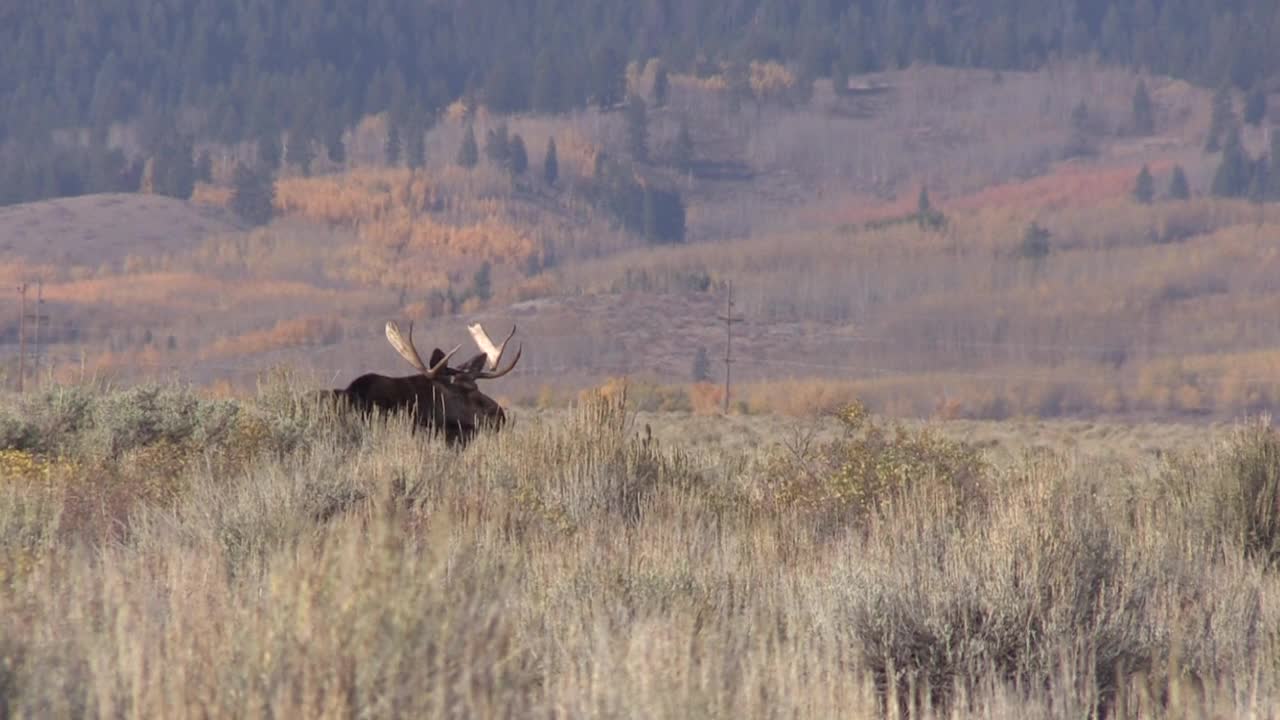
[0,193,243,269]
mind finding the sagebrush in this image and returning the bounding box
[0,380,1277,718]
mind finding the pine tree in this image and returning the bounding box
[691,346,711,382]
[385,123,402,166]
[1270,129,1280,199]
[1248,158,1269,204]
[456,125,479,169]
[1020,222,1051,260]
[642,186,686,244]
[1168,165,1190,200]
[832,60,850,97]
[484,123,510,169]
[1133,164,1154,203]
[1065,102,1096,158]
[590,46,625,109]
[87,146,131,192]
[653,64,670,108]
[258,132,282,171]
[326,127,346,164]
[625,95,649,162]
[917,185,933,226]
[472,261,492,301]
[1245,87,1267,126]
[230,162,275,226]
[642,186,658,242]
[543,137,559,186]
[1206,84,1234,152]
[88,53,124,128]
[1211,125,1251,197]
[119,156,145,193]
[508,133,528,177]
[153,134,196,199]
[1132,80,1155,135]
[194,150,213,183]
[672,119,694,171]
[289,128,316,175]
[1099,6,1129,63]
[532,51,562,114]
[406,126,425,169]
[484,59,527,113]
[724,60,751,113]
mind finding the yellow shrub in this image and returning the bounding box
[764,401,988,524]
[687,382,725,415]
[207,316,344,359]
[582,377,690,413]
[0,449,81,488]
[275,169,438,224]
[191,182,232,207]
[675,72,728,93]
[0,449,48,481]
[445,99,473,125]
[749,60,796,102]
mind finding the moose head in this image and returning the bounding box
[324,321,522,446]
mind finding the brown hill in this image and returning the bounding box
[0,193,243,271]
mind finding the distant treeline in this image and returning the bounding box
[2,0,1279,204]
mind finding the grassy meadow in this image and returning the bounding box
[2,378,1278,718]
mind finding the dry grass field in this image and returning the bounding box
[1,380,1277,717]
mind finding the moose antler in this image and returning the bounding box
[465,322,522,379]
[467,323,516,370]
[386,321,458,378]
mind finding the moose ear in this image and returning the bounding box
[428,348,446,367]
[459,353,488,374]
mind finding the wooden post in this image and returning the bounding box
[31,278,43,384]
[28,280,47,388]
[717,281,744,414]
[15,281,49,391]
[16,284,25,392]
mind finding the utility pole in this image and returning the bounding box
[28,280,47,388]
[15,281,48,393]
[16,283,26,393]
[716,281,744,414]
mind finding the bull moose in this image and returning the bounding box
[320,320,522,446]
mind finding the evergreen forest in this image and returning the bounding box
[4,0,1280,205]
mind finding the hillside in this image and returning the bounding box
[5,0,1280,209]
[1,63,1278,421]
[0,193,242,274]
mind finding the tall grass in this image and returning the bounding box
[1,380,1277,717]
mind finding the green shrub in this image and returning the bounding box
[0,384,97,454]
[765,401,988,528]
[0,383,239,460]
[491,389,710,528]
[848,458,1170,713]
[1220,418,1280,564]
[85,384,239,460]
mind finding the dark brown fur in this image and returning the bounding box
[323,350,506,446]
